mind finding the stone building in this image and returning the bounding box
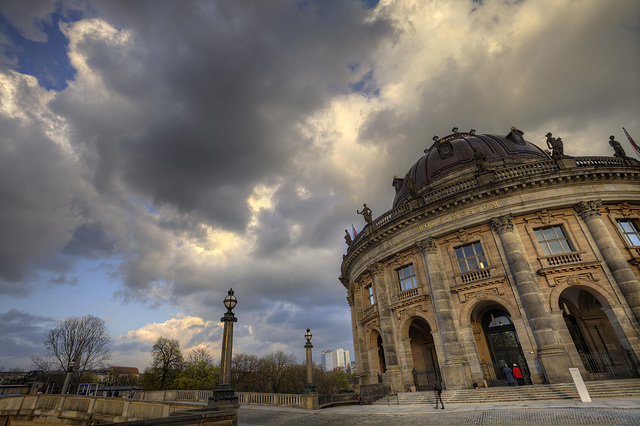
[339,128,640,392]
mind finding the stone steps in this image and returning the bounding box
[376,379,640,405]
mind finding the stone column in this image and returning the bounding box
[417,237,473,389]
[574,200,640,324]
[370,262,404,392]
[350,281,372,385]
[490,214,573,383]
[459,324,485,385]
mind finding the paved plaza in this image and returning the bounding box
[238,399,640,425]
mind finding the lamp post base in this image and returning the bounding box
[208,384,239,425]
[302,383,317,394]
[208,384,239,403]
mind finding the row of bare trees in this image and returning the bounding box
[141,337,353,394]
[27,316,352,395]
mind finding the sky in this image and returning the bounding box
[0,0,638,372]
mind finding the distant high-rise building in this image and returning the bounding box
[321,349,351,371]
[320,350,333,371]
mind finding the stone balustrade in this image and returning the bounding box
[0,394,227,425]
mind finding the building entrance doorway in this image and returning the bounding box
[559,287,638,379]
[369,330,386,382]
[471,304,530,386]
[408,318,440,390]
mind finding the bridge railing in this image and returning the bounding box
[134,389,315,409]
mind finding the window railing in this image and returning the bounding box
[542,252,582,267]
[459,267,492,284]
[396,286,420,302]
[363,304,377,319]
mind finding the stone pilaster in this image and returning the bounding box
[369,263,404,391]
[417,237,473,389]
[490,214,574,383]
[574,200,640,324]
[350,280,372,385]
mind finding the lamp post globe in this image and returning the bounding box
[224,289,237,311]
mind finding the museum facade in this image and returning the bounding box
[339,127,640,391]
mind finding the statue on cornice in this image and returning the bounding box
[545,132,564,160]
[344,230,352,246]
[357,204,373,225]
[473,147,488,173]
[405,175,418,197]
[609,135,627,159]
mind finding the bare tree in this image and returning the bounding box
[186,347,213,365]
[36,315,111,373]
[150,337,184,389]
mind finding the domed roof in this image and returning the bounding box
[392,128,551,207]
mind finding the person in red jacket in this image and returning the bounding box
[513,363,525,386]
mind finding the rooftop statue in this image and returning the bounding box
[546,132,564,160]
[344,230,352,246]
[405,176,418,197]
[609,135,627,158]
[357,203,373,225]
[473,147,488,173]
[545,132,564,160]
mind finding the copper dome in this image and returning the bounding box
[392,128,551,207]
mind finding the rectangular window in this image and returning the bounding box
[534,226,573,256]
[617,219,640,247]
[366,285,375,305]
[455,242,488,274]
[397,264,417,291]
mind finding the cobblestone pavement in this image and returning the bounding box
[238,405,640,425]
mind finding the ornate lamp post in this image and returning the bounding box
[302,328,317,394]
[210,288,239,404]
[61,356,79,395]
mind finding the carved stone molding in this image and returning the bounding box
[416,237,438,254]
[450,276,506,294]
[537,260,601,276]
[618,202,632,217]
[457,286,504,303]
[390,294,431,312]
[346,293,354,307]
[389,251,414,268]
[396,304,427,321]
[490,214,513,235]
[364,319,381,333]
[536,209,553,224]
[574,200,602,221]
[368,262,385,277]
[457,228,471,242]
[550,272,600,287]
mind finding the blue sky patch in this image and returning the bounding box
[0,12,75,91]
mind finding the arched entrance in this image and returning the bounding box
[471,303,529,386]
[559,287,637,379]
[369,330,386,382]
[408,318,440,390]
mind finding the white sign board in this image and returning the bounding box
[569,368,591,402]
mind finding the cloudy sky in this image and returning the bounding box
[0,0,638,371]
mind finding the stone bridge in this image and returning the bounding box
[0,394,235,425]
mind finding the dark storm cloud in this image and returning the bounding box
[0,96,86,290]
[51,0,394,233]
[0,310,53,367]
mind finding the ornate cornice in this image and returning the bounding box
[574,200,602,221]
[341,158,640,280]
[491,214,513,235]
[416,237,438,254]
[450,276,506,294]
[537,261,601,276]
